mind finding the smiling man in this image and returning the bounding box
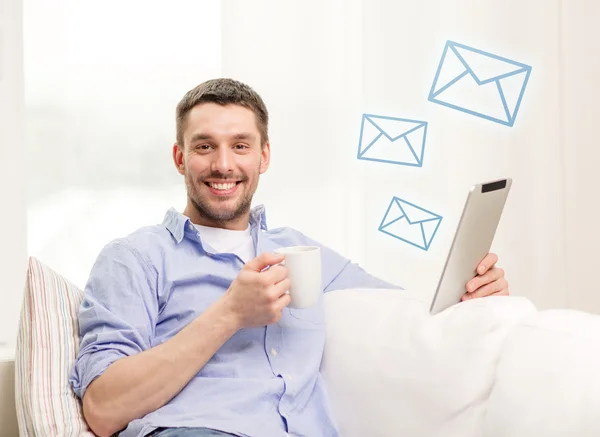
[178,101,266,231]
[70,78,510,437]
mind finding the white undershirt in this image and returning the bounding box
[194,223,255,263]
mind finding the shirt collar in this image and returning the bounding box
[163,204,268,244]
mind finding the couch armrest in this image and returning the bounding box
[0,349,18,437]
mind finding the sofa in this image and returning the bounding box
[1,257,600,436]
[0,348,18,435]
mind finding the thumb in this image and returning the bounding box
[244,252,285,272]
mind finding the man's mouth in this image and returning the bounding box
[204,180,241,195]
[207,181,238,190]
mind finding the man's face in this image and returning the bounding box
[174,103,270,226]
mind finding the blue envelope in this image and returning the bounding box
[428,41,532,127]
[378,196,443,251]
[357,114,428,167]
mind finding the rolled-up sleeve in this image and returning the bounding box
[69,240,158,399]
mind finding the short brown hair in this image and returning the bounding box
[176,78,269,147]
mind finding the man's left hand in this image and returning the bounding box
[462,252,509,301]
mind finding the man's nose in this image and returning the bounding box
[212,147,234,174]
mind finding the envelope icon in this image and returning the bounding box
[378,196,442,251]
[428,41,532,127]
[357,114,428,167]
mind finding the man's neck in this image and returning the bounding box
[183,203,250,231]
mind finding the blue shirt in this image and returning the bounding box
[70,206,400,437]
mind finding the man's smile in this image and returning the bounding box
[204,180,241,196]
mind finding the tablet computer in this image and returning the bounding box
[429,178,512,315]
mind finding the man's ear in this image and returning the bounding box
[260,142,271,174]
[172,143,185,175]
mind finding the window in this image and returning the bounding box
[24,0,222,287]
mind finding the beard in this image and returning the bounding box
[185,169,257,225]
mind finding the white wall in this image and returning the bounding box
[0,0,26,346]
[562,0,600,313]
[360,0,566,310]
[222,0,600,314]
[221,0,366,262]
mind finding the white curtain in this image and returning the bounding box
[21,0,221,290]
[222,0,600,314]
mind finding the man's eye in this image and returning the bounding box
[234,144,248,150]
[197,144,211,150]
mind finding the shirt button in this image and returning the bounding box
[271,348,278,356]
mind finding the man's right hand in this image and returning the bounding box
[223,252,291,329]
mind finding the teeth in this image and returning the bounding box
[209,182,236,190]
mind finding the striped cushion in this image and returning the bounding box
[15,257,95,436]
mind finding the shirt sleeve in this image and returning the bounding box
[323,259,404,293]
[69,240,159,399]
[273,227,403,293]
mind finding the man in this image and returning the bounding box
[69,78,509,437]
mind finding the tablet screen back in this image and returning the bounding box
[429,178,512,315]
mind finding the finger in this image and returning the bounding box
[270,278,292,301]
[461,284,509,301]
[274,290,292,311]
[477,253,498,275]
[244,252,285,272]
[263,264,288,284]
[466,267,504,293]
[465,278,508,299]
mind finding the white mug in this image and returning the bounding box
[273,246,322,309]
